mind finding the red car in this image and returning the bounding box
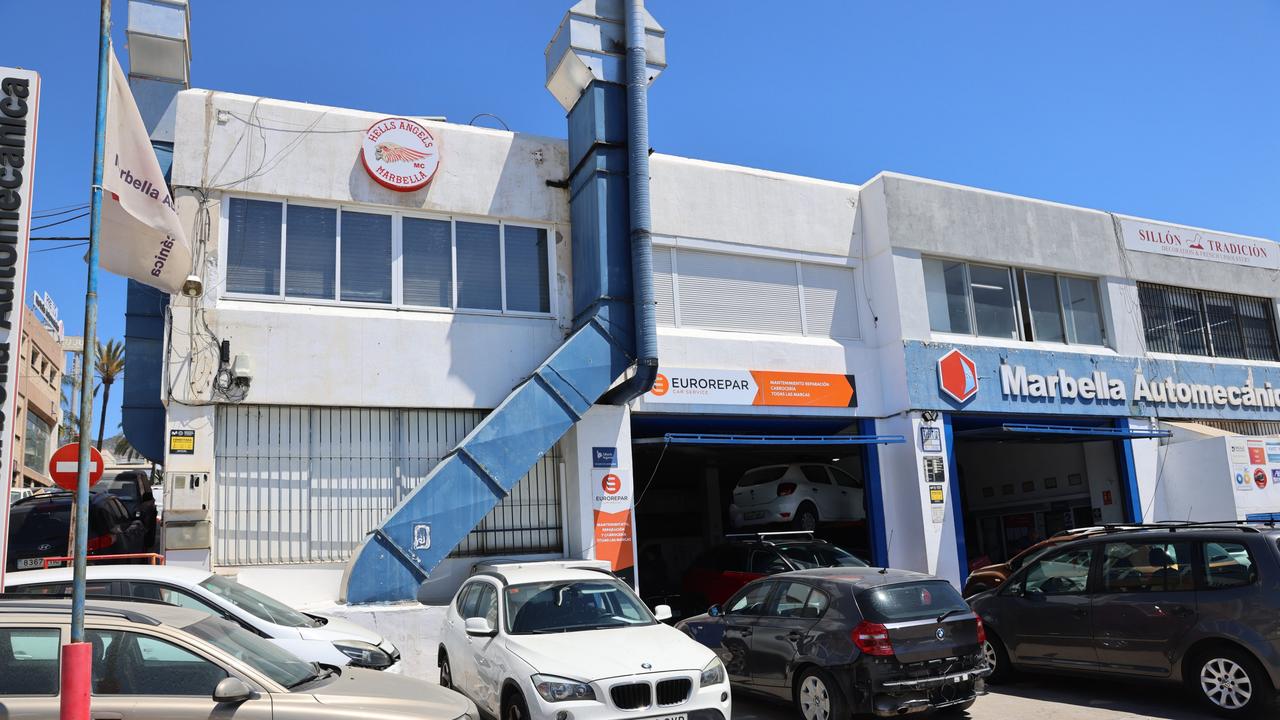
[680,532,867,613]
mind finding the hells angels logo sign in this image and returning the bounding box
[361,117,440,192]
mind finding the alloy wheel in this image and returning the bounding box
[799,675,831,720]
[800,510,818,531]
[983,640,998,671]
[1200,657,1252,710]
[506,698,524,720]
[439,657,451,688]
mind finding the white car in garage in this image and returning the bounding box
[729,463,865,530]
[4,565,401,671]
[438,560,731,720]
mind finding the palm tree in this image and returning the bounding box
[94,338,126,450]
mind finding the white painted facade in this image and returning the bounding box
[157,88,1280,618]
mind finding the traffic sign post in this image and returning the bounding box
[48,444,104,491]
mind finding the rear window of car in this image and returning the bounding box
[856,581,969,623]
[738,467,788,487]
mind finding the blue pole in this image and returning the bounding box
[72,0,110,646]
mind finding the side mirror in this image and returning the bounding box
[653,604,673,622]
[212,677,253,704]
[465,617,497,637]
[708,604,723,618]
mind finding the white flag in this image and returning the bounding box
[100,50,191,294]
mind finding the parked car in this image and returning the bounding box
[8,486,32,505]
[970,523,1280,717]
[963,526,1116,597]
[93,470,160,548]
[4,564,401,671]
[682,532,867,612]
[0,597,475,720]
[438,560,732,720]
[679,567,989,718]
[729,463,864,530]
[5,490,147,571]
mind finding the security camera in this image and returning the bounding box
[181,274,204,298]
[231,353,253,387]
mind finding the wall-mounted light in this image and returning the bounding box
[181,274,204,298]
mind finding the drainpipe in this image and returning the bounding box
[603,0,659,404]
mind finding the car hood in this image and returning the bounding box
[298,614,386,645]
[310,666,469,715]
[505,623,714,681]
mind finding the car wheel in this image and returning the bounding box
[983,632,1014,684]
[1192,647,1275,717]
[438,651,453,689]
[503,689,531,720]
[795,667,846,720]
[793,504,819,532]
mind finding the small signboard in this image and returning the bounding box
[48,444,104,491]
[169,429,195,455]
[592,447,618,468]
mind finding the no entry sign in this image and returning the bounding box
[48,444,104,491]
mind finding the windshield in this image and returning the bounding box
[505,578,655,634]
[94,481,139,512]
[857,581,970,623]
[184,616,320,688]
[738,467,788,487]
[778,543,867,569]
[198,574,320,628]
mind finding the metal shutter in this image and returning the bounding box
[800,264,859,338]
[675,249,803,334]
[653,246,676,326]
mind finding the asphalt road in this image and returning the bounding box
[732,675,1222,719]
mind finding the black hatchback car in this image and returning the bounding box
[678,567,988,719]
[6,490,148,571]
[970,523,1280,717]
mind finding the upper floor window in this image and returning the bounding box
[923,257,1106,346]
[653,247,860,339]
[224,197,552,315]
[1138,283,1279,361]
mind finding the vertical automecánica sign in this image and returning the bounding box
[0,67,40,591]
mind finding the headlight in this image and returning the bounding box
[333,640,393,669]
[700,658,726,687]
[532,674,596,702]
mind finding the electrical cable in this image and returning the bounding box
[31,236,89,242]
[31,212,90,231]
[31,241,89,253]
[32,204,89,219]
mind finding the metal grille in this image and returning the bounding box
[656,678,692,706]
[1139,283,1280,361]
[1194,420,1280,437]
[214,405,563,566]
[610,683,652,710]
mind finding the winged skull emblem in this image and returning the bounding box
[375,142,431,164]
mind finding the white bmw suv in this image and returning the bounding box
[438,560,731,720]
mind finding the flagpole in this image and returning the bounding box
[62,1,109,718]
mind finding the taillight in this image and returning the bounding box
[975,617,987,645]
[777,483,797,497]
[851,620,894,656]
[86,535,115,552]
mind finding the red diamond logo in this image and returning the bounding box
[937,350,978,403]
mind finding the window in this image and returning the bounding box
[223,198,552,316]
[403,217,452,307]
[1203,542,1256,589]
[22,410,51,472]
[1021,546,1094,595]
[467,584,499,629]
[0,627,60,696]
[801,466,831,485]
[857,581,968,623]
[88,630,227,696]
[455,583,479,614]
[750,550,790,574]
[924,257,1108,346]
[284,204,336,299]
[726,583,773,616]
[1100,541,1193,593]
[226,198,282,295]
[654,247,860,339]
[456,221,501,310]
[1139,283,1279,361]
[340,211,393,303]
[831,468,862,489]
[505,225,550,312]
[768,582,829,619]
[128,583,223,615]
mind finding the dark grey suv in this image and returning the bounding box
[970,523,1280,717]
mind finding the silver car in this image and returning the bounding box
[0,598,476,720]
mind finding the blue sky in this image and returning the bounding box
[7,0,1279,437]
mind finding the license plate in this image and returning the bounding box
[17,558,45,569]
[745,511,765,520]
[649,715,686,720]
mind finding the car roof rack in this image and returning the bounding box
[0,598,161,626]
[1086,521,1274,535]
[724,531,819,545]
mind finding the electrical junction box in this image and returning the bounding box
[165,471,210,523]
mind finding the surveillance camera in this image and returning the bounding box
[181,274,204,298]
